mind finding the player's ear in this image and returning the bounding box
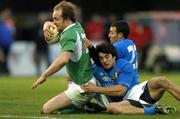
[118,32,123,39]
[113,56,116,60]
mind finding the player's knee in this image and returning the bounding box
[157,76,170,88]
[42,104,52,114]
[107,103,116,113]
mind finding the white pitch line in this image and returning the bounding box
[0,115,63,119]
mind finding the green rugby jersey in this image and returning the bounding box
[59,22,93,85]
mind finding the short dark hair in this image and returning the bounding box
[96,42,117,58]
[111,20,130,38]
[54,1,76,22]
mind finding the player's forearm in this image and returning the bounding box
[42,52,71,78]
[42,56,67,78]
[94,85,126,96]
[103,91,126,96]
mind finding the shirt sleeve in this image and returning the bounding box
[60,38,76,52]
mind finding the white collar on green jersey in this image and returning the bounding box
[60,22,76,35]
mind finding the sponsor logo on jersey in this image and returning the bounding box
[112,70,120,80]
[103,76,111,81]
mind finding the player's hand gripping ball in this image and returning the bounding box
[46,26,59,44]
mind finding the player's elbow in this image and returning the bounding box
[61,57,69,65]
[59,51,72,65]
[58,55,70,65]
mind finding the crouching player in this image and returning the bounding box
[82,42,179,114]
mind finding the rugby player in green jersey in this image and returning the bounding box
[32,1,96,114]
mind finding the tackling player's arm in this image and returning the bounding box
[82,82,127,96]
[32,51,72,89]
[83,38,101,66]
[82,61,134,96]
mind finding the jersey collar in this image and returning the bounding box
[60,22,76,36]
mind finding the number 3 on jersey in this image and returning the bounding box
[127,45,138,69]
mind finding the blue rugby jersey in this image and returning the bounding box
[92,58,139,102]
[113,39,139,81]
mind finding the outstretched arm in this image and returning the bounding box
[32,51,72,89]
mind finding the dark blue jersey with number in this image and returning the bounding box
[113,39,138,81]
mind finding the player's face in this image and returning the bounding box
[53,9,66,33]
[108,27,119,43]
[99,52,116,69]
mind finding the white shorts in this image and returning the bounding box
[65,77,96,107]
[124,81,157,107]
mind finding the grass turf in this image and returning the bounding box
[0,72,180,119]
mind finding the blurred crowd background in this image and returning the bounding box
[0,0,180,76]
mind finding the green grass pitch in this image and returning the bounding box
[0,72,180,119]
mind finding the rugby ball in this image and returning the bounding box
[46,26,59,44]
